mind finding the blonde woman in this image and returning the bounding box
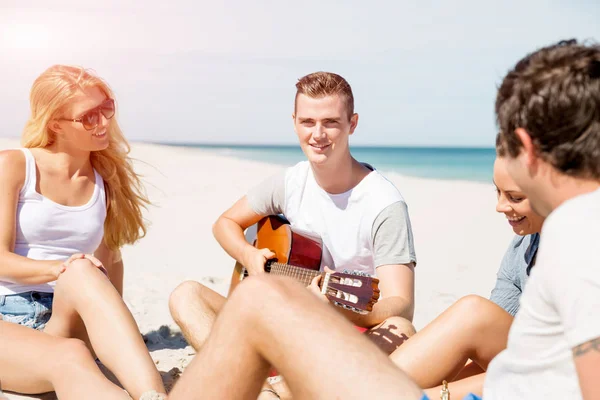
[0,65,166,399]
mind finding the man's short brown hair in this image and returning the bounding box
[495,39,600,179]
[294,72,354,119]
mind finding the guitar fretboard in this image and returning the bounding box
[268,262,322,286]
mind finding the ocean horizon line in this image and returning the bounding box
[0,137,496,150]
[152,141,497,183]
[0,137,496,183]
[152,141,496,151]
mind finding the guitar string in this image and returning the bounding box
[269,262,319,286]
[259,262,372,311]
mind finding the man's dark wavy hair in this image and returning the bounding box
[496,39,600,179]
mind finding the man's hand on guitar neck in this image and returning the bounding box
[242,246,276,276]
[307,267,333,304]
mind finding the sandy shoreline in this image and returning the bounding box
[0,138,513,399]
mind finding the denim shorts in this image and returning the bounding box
[0,291,54,330]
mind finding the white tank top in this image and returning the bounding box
[0,148,107,295]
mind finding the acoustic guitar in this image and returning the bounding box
[229,215,380,314]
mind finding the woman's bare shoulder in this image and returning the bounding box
[0,149,26,189]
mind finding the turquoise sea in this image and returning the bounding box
[163,143,497,183]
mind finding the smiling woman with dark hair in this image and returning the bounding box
[385,153,545,399]
[489,154,544,315]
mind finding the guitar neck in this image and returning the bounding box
[268,262,321,286]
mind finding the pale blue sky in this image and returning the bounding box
[1,0,598,146]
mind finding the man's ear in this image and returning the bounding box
[349,113,359,135]
[292,113,298,134]
[515,128,538,168]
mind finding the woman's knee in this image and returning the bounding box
[454,294,489,311]
[53,259,115,307]
[452,295,502,327]
[56,258,102,284]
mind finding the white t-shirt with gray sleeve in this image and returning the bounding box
[247,161,416,276]
[484,188,600,399]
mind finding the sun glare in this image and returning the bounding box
[0,23,52,49]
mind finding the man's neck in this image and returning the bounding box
[546,176,600,214]
[310,154,370,194]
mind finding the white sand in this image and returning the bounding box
[0,138,513,399]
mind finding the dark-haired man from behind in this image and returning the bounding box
[485,39,600,399]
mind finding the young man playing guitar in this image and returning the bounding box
[169,72,417,368]
[168,38,600,400]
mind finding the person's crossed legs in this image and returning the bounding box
[169,278,416,398]
[169,280,416,354]
[169,275,424,400]
[169,280,223,351]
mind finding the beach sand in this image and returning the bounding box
[0,138,512,399]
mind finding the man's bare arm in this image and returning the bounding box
[573,336,600,399]
[337,263,414,327]
[213,196,274,276]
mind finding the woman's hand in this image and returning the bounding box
[50,260,67,279]
[61,253,109,277]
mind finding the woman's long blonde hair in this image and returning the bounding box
[22,65,150,250]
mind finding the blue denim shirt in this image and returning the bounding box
[489,233,540,316]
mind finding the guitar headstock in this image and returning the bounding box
[322,270,380,314]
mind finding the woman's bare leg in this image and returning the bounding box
[42,259,164,399]
[170,276,424,400]
[390,295,513,388]
[0,321,129,400]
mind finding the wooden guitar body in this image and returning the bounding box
[229,215,380,314]
[229,215,322,293]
